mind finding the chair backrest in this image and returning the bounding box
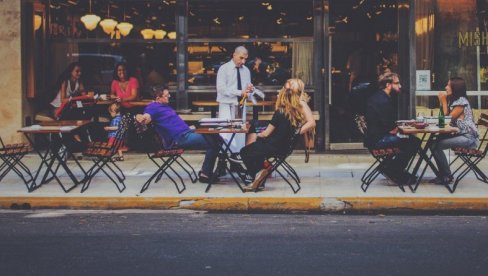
[354,114,367,136]
[478,113,488,154]
[134,121,165,153]
[280,126,301,158]
[110,113,133,154]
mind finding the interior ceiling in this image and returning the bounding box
[330,0,398,31]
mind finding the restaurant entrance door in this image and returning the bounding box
[327,0,399,148]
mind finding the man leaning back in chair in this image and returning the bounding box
[136,86,220,183]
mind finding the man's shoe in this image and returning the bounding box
[428,175,453,185]
[198,171,219,184]
[229,153,243,164]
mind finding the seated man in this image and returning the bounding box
[136,86,219,183]
[364,72,420,184]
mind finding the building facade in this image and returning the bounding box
[1,0,487,150]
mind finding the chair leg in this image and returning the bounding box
[266,158,300,193]
[175,156,198,183]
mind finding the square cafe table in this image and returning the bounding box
[398,125,459,192]
[18,120,92,192]
[195,124,249,193]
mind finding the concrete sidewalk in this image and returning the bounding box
[1,152,488,212]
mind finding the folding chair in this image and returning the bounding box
[448,113,488,193]
[253,127,302,193]
[138,124,197,194]
[354,114,403,192]
[0,137,34,191]
[81,113,133,193]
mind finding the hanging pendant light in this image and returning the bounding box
[141,29,155,39]
[99,4,118,35]
[81,0,100,31]
[117,7,133,37]
[167,32,176,39]
[154,29,167,39]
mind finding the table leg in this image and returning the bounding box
[203,133,246,193]
[410,134,442,192]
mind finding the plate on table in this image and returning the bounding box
[396,119,415,126]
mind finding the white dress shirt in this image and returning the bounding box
[216,59,251,105]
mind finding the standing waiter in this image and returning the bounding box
[216,46,254,154]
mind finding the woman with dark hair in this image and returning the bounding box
[430,77,479,184]
[110,62,140,103]
[48,62,85,117]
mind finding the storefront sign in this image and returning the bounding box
[458,31,488,48]
[416,70,431,91]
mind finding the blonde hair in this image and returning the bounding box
[275,78,306,127]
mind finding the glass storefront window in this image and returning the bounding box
[31,0,177,105]
[416,0,488,110]
[187,0,313,87]
[49,42,176,98]
[187,41,308,86]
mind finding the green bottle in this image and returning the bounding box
[438,103,445,128]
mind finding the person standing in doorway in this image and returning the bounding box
[216,46,254,155]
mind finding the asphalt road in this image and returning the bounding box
[0,210,487,275]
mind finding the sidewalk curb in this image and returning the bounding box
[2,196,488,212]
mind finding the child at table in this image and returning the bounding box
[105,102,124,161]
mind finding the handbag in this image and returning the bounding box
[303,127,315,163]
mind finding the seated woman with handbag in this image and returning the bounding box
[430,77,479,184]
[237,78,309,191]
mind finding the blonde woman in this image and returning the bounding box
[246,78,315,144]
[239,78,309,191]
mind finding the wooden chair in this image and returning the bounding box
[0,136,34,191]
[81,113,133,193]
[354,114,404,192]
[449,113,488,193]
[138,124,197,194]
[250,127,302,193]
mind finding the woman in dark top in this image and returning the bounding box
[239,78,305,191]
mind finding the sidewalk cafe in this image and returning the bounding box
[0,1,488,195]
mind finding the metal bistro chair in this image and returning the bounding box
[81,113,133,193]
[354,114,403,192]
[253,127,302,193]
[138,123,197,194]
[449,113,488,193]
[0,136,34,191]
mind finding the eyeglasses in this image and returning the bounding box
[393,81,400,85]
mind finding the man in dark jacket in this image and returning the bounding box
[365,72,420,183]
